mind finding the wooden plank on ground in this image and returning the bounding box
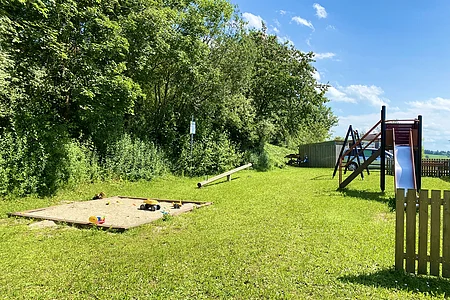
[430,190,441,276]
[418,189,429,274]
[405,189,417,274]
[443,191,450,277]
[395,188,405,271]
[197,163,252,188]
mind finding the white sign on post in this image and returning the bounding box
[190,121,196,134]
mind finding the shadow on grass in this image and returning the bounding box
[440,176,450,183]
[339,268,450,296]
[339,188,390,204]
[310,175,332,180]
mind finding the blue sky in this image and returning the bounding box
[231,0,450,151]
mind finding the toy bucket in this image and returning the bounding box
[89,216,105,224]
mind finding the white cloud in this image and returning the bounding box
[273,27,280,34]
[326,84,389,107]
[404,98,450,150]
[277,36,294,46]
[408,97,450,113]
[313,3,327,19]
[331,97,450,151]
[274,19,281,27]
[279,10,287,15]
[292,16,314,30]
[312,70,321,81]
[326,25,336,30]
[314,52,336,59]
[331,112,380,138]
[326,86,356,103]
[242,12,264,30]
[344,85,389,107]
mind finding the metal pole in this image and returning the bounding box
[190,116,194,169]
[417,115,422,190]
[380,105,386,192]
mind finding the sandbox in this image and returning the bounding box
[8,196,212,231]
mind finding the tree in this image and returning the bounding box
[1,0,142,194]
[245,25,337,147]
[123,0,251,150]
[0,0,340,194]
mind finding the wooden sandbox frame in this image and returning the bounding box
[8,196,212,232]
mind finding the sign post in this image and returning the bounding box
[190,116,196,166]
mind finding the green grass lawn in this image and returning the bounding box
[2,168,450,299]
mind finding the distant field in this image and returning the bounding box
[1,168,450,299]
[424,154,450,159]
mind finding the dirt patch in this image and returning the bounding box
[9,196,211,230]
[374,212,394,222]
[28,220,58,229]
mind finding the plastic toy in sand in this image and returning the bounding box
[89,216,105,224]
[172,201,182,209]
[139,199,161,211]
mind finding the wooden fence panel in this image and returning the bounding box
[387,158,450,177]
[396,189,450,277]
[418,189,428,274]
[430,190,441,276]
[422,159,450,177]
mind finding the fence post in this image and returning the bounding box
[395,188,405,271]
[443,191,450,277]
[430,190,441,276]
[418,190,428,274]
[405,189,417,274]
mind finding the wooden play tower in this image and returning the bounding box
[333,106,422,192]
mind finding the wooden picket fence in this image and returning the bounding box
[395,189,450,277]
[387,158,450,178]
[422,159,450,177]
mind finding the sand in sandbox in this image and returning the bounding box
[9,196,211,230]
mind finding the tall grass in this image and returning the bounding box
[0,133,169,196]
[0,132,52,196]
[104,134,168,181]
[0,129,293,197]
[63,140,101,187]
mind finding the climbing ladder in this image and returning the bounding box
[333,122,381,189]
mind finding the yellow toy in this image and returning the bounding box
[92,192,105,200]
[140,199,161,211]
[89,216,105,224]
[172,201,182,209]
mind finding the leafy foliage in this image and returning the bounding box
[63,140,101,187]
[104,134,168,181]
[246,143,293,171]
[246,25,337,147]
[0,0,337,196]
[177,132,242,176]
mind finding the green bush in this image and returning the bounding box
[246,143,292,171]
[0,132,104,196]
[104,134,168,181]
[0,131,47,196]
[62,140,101,187]
[177,132,243,176]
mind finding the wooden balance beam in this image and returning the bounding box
[197,163,252,188]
